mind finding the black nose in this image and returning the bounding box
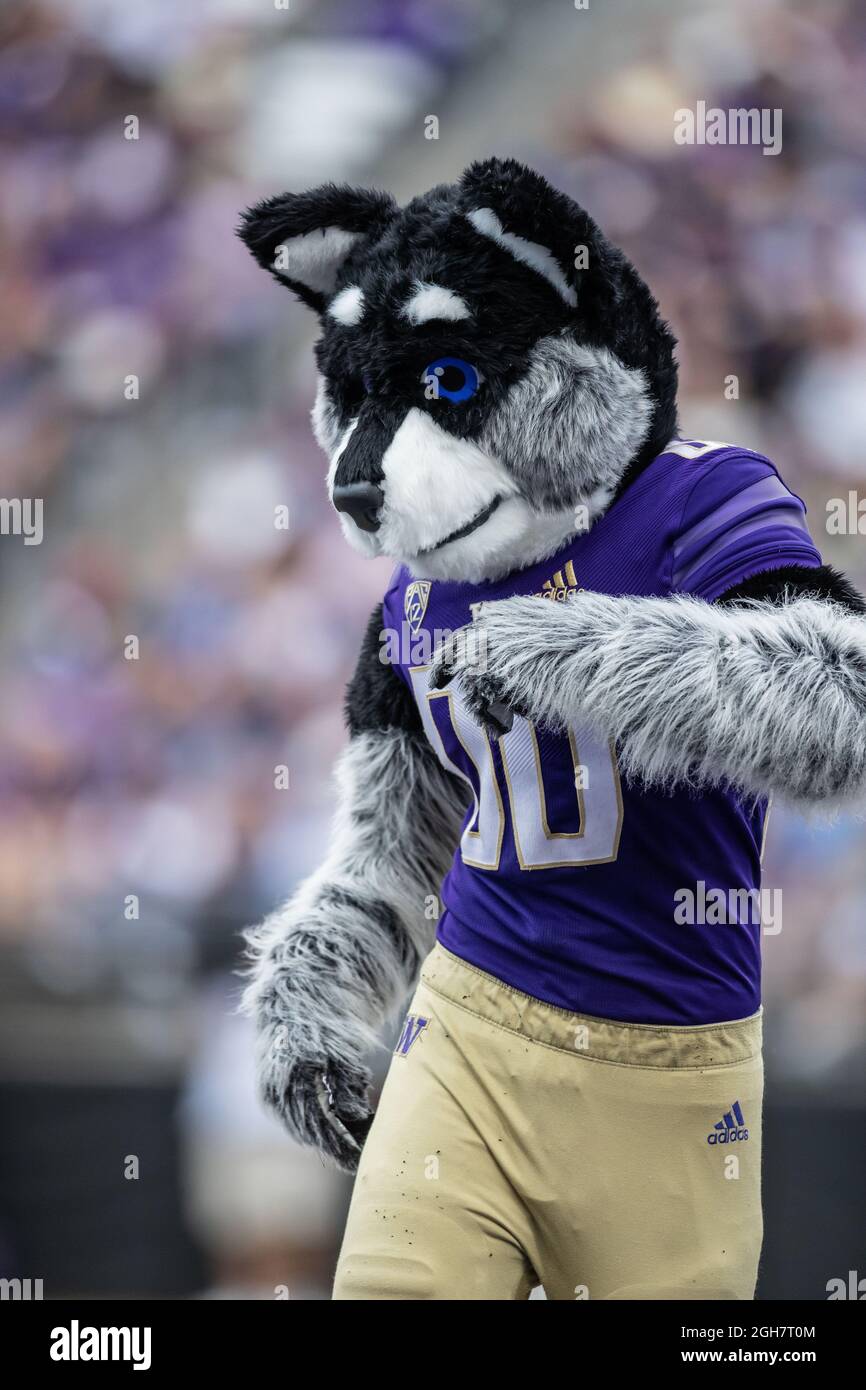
[332,481,384,532]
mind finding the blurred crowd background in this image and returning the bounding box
[0,0,864,1299]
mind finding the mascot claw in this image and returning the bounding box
[263,1051,374,1174]
[430,599,532,736]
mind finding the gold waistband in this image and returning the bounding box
[420,944,762,1069]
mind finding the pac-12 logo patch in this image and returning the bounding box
[395,1013,429,1056]
[404,581,431,633]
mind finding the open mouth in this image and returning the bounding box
[417,495,503,556]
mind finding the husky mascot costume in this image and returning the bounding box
[239,159,866,1300]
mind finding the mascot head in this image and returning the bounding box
[240,157,678,584]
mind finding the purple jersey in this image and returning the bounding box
[381,442,822,1024]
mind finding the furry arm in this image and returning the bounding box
[242,611,466,1171]
[429,589,866,805]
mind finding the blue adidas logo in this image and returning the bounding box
[707,1100,749,1145]
[394,1013,429,1056]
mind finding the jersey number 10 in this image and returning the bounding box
[409,665,623,872]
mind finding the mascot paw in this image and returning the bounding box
[259,1036,374,1173]
[429,596,560,735]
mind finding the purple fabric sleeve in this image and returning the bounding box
[671,452,822,602]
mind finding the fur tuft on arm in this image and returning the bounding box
[433,591,866,806]
[242,727,462,1048]
[241,727,465,1167]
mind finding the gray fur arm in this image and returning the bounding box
[430,591,866,805]
[241,727,466,1169]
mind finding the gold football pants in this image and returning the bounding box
[334,944,763,1300]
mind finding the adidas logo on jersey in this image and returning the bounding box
[534,559,582,601]
[706,1099,749,1144]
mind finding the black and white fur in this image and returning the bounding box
[238,158,866,1168]
[241,159,672,585]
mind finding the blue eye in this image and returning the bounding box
[421,357,480,403]
[362,373,374,394]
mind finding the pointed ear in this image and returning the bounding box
[238,183,396,312]
[458,157,597,310]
